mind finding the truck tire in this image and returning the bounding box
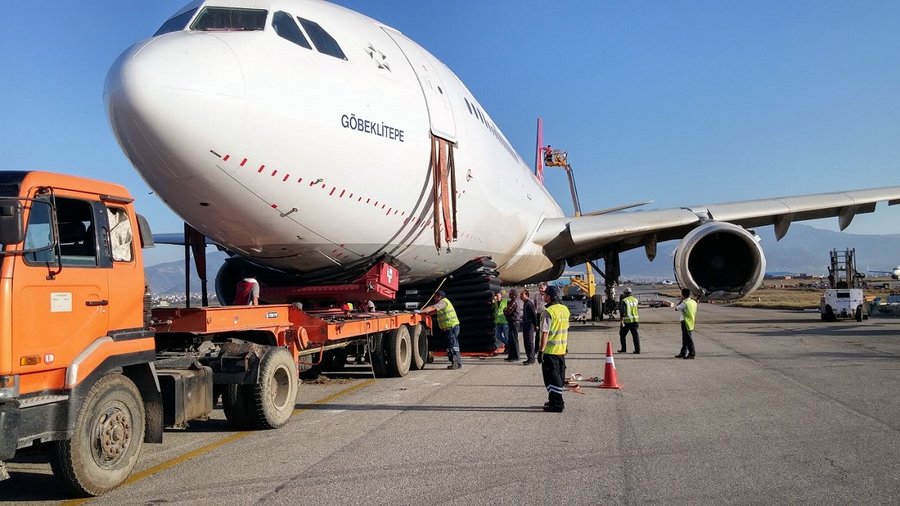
[855,306,863,322]
[49,374,145,497]
[222,384,254,430]
[410,324,427,371]
[245,347,298,429]
[824,305,836,322]
[590,294,603,321]
[369,333,388,378]
[385,325,412,377]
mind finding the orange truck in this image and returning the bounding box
[0,171,429,496]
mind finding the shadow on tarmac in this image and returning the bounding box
[748,327,900,338]
[293,402,542,413]
[0,470,71,501]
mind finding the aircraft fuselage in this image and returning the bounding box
[106,0,564,284]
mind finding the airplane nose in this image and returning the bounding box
[105,33,246,180]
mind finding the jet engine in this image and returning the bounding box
[215,260,244,306]
[673,222,766,300]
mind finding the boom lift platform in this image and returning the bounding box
[542,145,616,320]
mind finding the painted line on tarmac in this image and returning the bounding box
[63,378,376,505]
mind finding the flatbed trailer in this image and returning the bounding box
[151,303,430,383]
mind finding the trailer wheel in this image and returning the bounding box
[247,347,298,429]
[49,374,145,497]
[410,324,428,371]
[222,384,254,430]
[322,348,349,372]
[824,305,836,322]
[855,306,863,322]
[385,325,412,377]
[369,333,388,378]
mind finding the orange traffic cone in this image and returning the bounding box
[599,341,622,389]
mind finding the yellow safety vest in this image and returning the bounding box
[494,299,508,324]
[622,295,639,323]
[544,303,570,355]
[681,298,697,331]
[436,299,460,330]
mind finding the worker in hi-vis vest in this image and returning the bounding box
[538,285,569,412]
[618,286,640,354]
[421,290,462,369]
[673,288,698,359]
[493,291,509,351]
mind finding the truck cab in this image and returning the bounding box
[1,171,157,493]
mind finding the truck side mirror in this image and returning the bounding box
[0,201,25,245]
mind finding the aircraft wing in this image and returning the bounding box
[534,186,900,266]
[151,233,220,247]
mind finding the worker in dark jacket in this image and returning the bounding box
[504,289,523,361]
[521,289,539,365]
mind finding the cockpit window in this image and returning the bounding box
[297,17,347,60]
[154,8,198,36]
[272,11,311,49]
[190,7,267,31]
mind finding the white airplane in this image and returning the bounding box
[105,0,900,302]
[868,265,900,280]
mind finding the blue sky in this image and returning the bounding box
[2,1,899,266]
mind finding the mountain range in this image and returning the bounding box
[145,224,900,295]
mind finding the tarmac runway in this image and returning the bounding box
[3,303,899,505]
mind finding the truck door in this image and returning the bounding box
[383,28,457,142]
[11,193,110,394]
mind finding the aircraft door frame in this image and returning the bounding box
[383,28,457,142]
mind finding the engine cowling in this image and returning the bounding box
[214,260,244,306]
[673,222,766,300]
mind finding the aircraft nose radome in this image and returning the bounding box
[105,34,246,181]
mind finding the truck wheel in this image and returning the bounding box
[49,374,145,497]
[824,305,836,322]
[247,347,298,429]
[386,325,412,377]
[410,324,427,371]
[222,384,254,430]
[855,306,863,322]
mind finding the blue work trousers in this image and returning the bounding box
[445,325,462,366]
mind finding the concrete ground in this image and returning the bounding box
[3,302,899,505]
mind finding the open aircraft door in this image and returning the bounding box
[383,28,457,142]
